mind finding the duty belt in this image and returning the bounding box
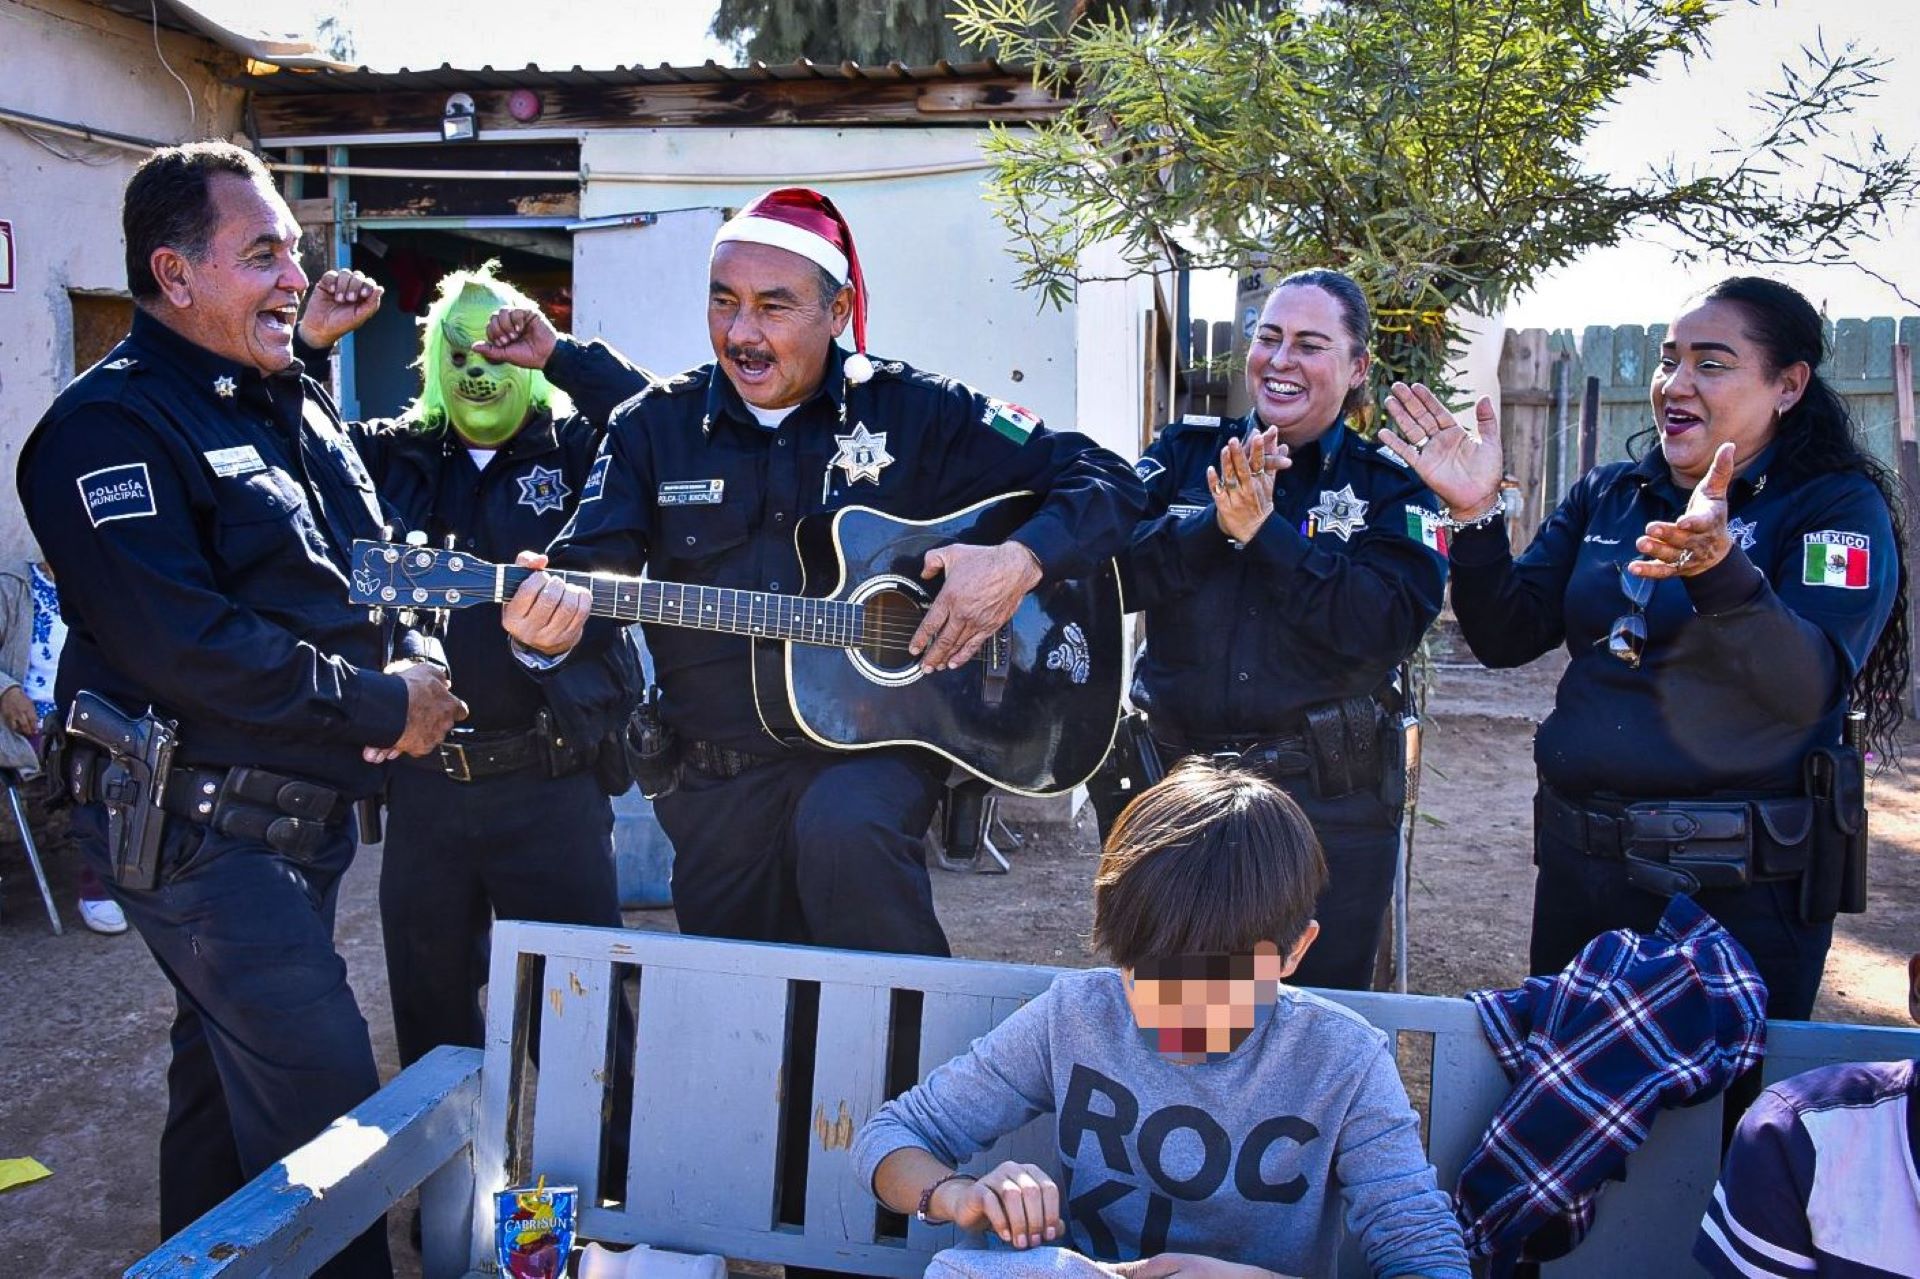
[683,739,785,780]
[1536,786,1800,884]
[69,747,348,861]
[1154,732,1313,778]
[417,723,557,783]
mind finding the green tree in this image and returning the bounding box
[710,1,1234,67]
[952,0,1917,405]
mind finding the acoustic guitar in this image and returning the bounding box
[348,492,1123,796]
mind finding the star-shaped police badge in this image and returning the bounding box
[1307,484,1369,541]
[213,375,237,399]
[516,464,572,516]
[832,422,893,486]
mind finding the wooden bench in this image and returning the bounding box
[127,920,1920,1278]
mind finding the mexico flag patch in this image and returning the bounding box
[1803,531,1870,589]
[983,398,1041,444]
[1405,507,1449,554]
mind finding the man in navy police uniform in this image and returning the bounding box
[17,142,466,1277]
[501,187,1146,956]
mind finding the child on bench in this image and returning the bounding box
[855,760,1468,1278]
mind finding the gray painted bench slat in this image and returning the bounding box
[126,919,1920,1278]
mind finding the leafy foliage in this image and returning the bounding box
[951,0,1917,401]
[709,0,1236,67]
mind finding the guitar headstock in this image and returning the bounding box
[349,539,497,611]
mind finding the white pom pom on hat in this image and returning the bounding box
[713,187,873,384]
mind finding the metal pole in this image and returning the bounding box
[1578,374,1601,477]
[4,777,62,935]
[328,143,358,421]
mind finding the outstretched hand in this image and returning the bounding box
[1379,382,1504,518]
[1632,441,1736,580]
[298,269,384,350]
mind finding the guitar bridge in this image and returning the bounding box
[982,627,1011,707]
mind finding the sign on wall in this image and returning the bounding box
[0,221,13,292]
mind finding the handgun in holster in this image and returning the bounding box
[1800,711,1870,923]
[1087,709,1164,825]
[623,685,680,800]
[63,690,178,890]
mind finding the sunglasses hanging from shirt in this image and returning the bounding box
[1602,561,1657,669]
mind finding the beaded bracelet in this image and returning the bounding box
[916,1171,978,1224]
[1439,502,1504,532]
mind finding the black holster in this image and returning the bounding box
[622,686,680,800]
[1622,802,1754,897]
[1303,695,1384,800]
[1087,710,1165,822]
[1801,744,1869,924]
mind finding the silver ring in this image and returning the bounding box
[1413,437,1429,453]
[1674,549,1695,568]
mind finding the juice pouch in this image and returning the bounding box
[495,1181,577,1279]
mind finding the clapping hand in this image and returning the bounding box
[1207,426,1289,543]
[1379,382,1503,519]
[1632,441,1736,580]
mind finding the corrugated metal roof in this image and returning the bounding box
[239,58,1029,96]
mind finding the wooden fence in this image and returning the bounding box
[1498,316,1920,546]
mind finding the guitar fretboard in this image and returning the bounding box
[497,565,874,650]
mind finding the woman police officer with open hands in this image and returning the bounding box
[1381,276,1907,1019]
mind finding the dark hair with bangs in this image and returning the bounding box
[1092,760,1328,968]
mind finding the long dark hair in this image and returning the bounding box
[1688,277,1910,758]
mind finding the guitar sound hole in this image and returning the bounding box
[857,588,926,672]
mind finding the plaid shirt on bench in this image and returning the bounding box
[1456,894,1769,1263]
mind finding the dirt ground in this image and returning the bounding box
[5,644,1917,1276]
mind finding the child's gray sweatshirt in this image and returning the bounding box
[854,969,1468,1279]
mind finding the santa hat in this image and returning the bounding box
[712,187,873,383]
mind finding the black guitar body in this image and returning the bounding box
[750,493,1123,795]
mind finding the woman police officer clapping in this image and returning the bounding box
[1382,276,1907,1019]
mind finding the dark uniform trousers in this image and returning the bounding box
[73,805,390,1278]
[1529,826,1831,1022]
[653,748,950,956]
[380,764,620,1064]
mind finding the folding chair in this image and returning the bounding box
[0,766,62,934]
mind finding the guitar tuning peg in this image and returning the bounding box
[444,533,459,550]
[379,523,395,542]
[432,607,452,632]
[405,530,429,547]
[367,606,386,625]
[397,608,418,627]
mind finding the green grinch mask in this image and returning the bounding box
[404,264,568,446]
[438,284,533,446]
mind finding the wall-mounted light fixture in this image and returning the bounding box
[442,92,478,143]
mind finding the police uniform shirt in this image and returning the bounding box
[340,336,651,733]
[1449,444,1898,798]
[1122,413,1448,740]
[17,310,413,795]
[545,342,1147,752]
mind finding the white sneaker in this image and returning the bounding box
[78,897,128,935]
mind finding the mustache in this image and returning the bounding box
[726,344,776,365]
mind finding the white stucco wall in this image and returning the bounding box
[0,0,243,562]
[577,128,1138,460]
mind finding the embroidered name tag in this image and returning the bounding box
[580,454,610,503]
[77,462,157,526]
[658,479,725,506]
[204,445,266,478]
[1167,503,1206,518]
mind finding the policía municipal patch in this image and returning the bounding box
[580,454,610,503]
[1803,530,1870,589]
[77,462,157,527]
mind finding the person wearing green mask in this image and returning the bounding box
[296,261,654,1070]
